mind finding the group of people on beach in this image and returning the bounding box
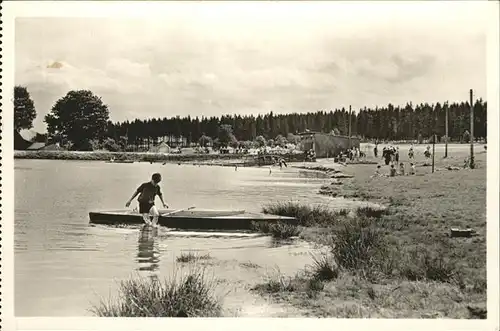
[371,144,420,178]
[372,161,416,178]
[336,147,365,163]
[374,143,426,163]
[379,145,400,165]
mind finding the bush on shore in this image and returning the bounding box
[90,267,222,317]
[250,221,301,239]
[176,251,212,263]
[262,201,349,227]
[329,216,389,279]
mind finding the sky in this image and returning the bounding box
[15,1,489,133]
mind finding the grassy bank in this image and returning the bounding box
[90,266,222,317]
[252,151,487,318]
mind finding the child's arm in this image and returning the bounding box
[157,186,168,208]
[126,184,143,207]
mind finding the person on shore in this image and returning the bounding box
[278,158,287,169]
[389,164,396,177]
[408,145,414,159]
[383,148,392,166]
[395,147,400,163]
[371,165,382,178]
[374,144,378,158]
[424,145,431,159]
[399,162,405,176]
[125,173,168,227]
[409,163,416,175]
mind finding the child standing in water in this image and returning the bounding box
[126,173,168,227]
[399,162,405,175]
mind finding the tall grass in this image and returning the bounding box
[356,206,387,219]
[310,254,339,281]
[262,201,348,227]
[397,246,460,284]
[90,267,222,317]
[176,252,211,263]
[251,221,301,239]
[329,217,388,278]
[253,269,324,295]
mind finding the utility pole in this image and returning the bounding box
[470,89,475,169]
[445,103,449,158]
[348,105,352,149]
[432,134,436,173]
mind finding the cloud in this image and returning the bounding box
[14,3,488,131]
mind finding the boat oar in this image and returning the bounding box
[161,206,196,217]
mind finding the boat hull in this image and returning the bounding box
[89,208,297,230]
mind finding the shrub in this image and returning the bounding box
[356,206,387,219]
[251,221,301,239]
[90,268,222,317]
[330,217,387,277]
[252,270,324,294]
[310,254,339,281]
[176,252,211,263]
[398,246,460,283]
[262,202,345,227]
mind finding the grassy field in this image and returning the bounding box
[254,144,487,318]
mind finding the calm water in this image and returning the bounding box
[14,160,366,317]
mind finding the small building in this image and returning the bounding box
[26,142,47,151]
[148,141,172,154]
[297,131,361,158]
[14,130,32,150]
[41,143,64,151]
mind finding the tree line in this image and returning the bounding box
[14,86,487,151]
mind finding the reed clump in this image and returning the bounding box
[90,267,222,317]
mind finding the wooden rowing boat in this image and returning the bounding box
[88,208,297,230]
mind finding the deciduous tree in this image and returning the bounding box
[14,86,37,131]
[45,90,109,150]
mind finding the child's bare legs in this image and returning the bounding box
[142,213,152,226]
[150,206,160,227]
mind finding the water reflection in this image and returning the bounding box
[136,225,161,272]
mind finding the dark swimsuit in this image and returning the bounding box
[135,182,162,213]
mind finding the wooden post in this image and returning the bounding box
[445,104,448,158]
[470,89,475,169]
[348,105,352,149]
[432,134,436,173]
[311,133,316,157]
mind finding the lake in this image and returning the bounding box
[14,159,372,317]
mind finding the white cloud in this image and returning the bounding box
[14,2,488,132]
